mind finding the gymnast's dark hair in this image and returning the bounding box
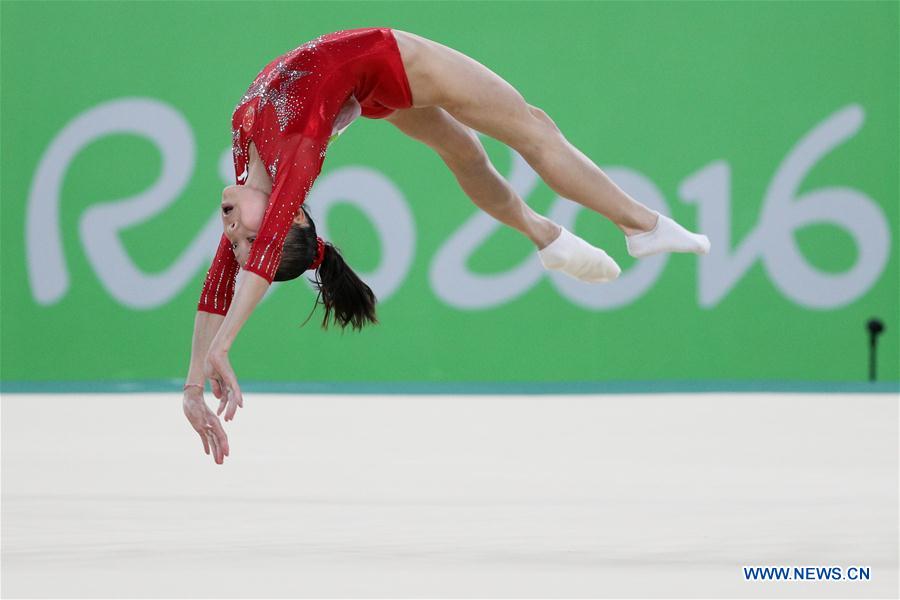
[273,206,377,331]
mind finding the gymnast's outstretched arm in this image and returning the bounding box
[183,135,330,465]
[201,271,269,426]
[182,310,229,464]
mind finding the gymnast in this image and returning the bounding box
[183,27,710,464]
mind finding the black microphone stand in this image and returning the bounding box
[866,318,885,382]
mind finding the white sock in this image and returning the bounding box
[626,212,710,258]
[538,227,621,283]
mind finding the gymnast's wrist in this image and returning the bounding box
[208,336,232,355]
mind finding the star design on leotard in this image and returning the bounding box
[236,59,311,132]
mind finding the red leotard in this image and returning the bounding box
[198,27,413,315]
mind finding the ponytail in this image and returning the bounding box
[311,242,377,331]
[274,211,377,331]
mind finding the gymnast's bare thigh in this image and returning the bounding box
[390,29,542,150]
[384,106,484,166]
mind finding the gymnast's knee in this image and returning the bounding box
[527,104,560,133]
[442,136,490,174]
[514,105,563,162]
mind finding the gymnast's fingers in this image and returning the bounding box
[225,391,239,421]
[211,419,229,458]
[205,425,222,464]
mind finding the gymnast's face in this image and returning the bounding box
[220,184,309,266]
[221,184,268,266]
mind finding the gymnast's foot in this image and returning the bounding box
[626,211,710,258]
[538,227,621,283]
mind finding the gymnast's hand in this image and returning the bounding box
[182,385,229,464]
[204,346,244,422]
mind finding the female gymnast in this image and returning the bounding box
[182,27,710,464]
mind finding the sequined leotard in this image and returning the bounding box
[198,27,413,315]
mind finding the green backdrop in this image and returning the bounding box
[1,1,897,386]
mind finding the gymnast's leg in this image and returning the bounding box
[391,29,710,259]
[386,106,620,282]
[386,107,558,246]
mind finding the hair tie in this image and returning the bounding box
[308,237,326,271]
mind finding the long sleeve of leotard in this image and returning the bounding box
[196,134,329,315]
[198,234,240,315]
[242,134,330,283]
